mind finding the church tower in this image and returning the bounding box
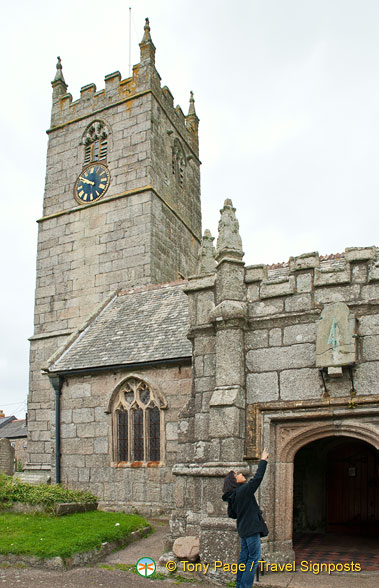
[27,19,201,469]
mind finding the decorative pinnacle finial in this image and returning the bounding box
[53,56,66,83]
[188,91,197,116]
[197,229,216,275]
[51,56,68,99]
[216,199,244,261]
[142,17,152,43]
[139,17,156,64]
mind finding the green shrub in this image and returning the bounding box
[0,474,97,507]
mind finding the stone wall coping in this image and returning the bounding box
[0,502,98,516]
[345,246,376,262]
[172,462,250,477]
[185,275,216,292]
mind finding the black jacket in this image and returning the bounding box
[222,460,267,538]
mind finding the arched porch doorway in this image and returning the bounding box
[292,436,379,568]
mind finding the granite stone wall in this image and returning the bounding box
[172,200,379,564]
[27,23,201,469]
[54,364,192,516]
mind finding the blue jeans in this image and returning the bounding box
[236,533,261,588]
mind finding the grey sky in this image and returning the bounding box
[1,0,378,418]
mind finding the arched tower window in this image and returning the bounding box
[111,377,165,465]
[172,138,186,187]
[82,120,109,165]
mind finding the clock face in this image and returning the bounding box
[74,163,110,204]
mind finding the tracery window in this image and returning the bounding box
[82,120,108,165]
[172,138,186,187]
[111,377,166,465]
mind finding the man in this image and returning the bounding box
[222,449,269,588]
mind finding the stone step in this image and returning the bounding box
[14,471,51,485]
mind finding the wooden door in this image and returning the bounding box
[326,440,379,536]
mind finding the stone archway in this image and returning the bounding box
[268,418,379,560]
[293,436,379,536]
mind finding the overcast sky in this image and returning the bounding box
[1,0,378,419]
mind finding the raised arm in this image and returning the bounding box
[247,449,269,493]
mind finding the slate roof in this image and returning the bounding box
[0,415,16,429]
[0,419,27,438]
[49,281,192,373]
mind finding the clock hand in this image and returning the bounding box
[79,176,95,186]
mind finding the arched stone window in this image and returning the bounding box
[110,376,166,465]
[172,138,186,187]
[82,120,109,165]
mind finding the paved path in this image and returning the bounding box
[104,518,169,566]
[1,519,378,588]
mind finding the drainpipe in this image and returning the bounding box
[50,375,63,484]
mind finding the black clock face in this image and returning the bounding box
[74,163,110,204]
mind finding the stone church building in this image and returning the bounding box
[26,19,379,563]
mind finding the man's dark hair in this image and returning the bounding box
[223,471,238,493]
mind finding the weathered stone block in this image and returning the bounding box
[283,323,316,345]
[173,536,199,562]
[354,362,379,395]
[284,294,311,312]
[60,423,77,439]
[247,344,314,372]
[220,437,245,462]
[289,252,320,271]
[260,276,295,299]
[246,372,279,403]
[247,282,260,301]
[245,264,267,283]
[358,314,379,336]
[62,438,94,454]
[196,291,215,325]
[314,285,358,304]
[314,266,350,286]
[296,273,312,293]
[269,328,282,346]
[215,262,245,303]
[352,263,368,284]
[0,438,15,475]
[209,406,242,438]
[71,384,91,399]
[368,262,379,282]
[250,298,284,317]
[280,369,322,400]
[203,354,216,376]
[76,423,97,438]
[166,422,178,441]
[246,329,268,349]
[210,386,244,409]
[361,283,379,300]
[72,408,95,423]
[362,335,379,361]
[215,329,244,387]
[344,246,376,262]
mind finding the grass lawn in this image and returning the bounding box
[0,511,150,559]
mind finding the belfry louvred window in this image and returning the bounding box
[113,377,165,465]
[82,120,108,165]
[172,138,186,187]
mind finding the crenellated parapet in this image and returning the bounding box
[245,246,379,316]
[49,19,199,159]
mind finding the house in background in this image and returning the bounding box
[0,412,27,470]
